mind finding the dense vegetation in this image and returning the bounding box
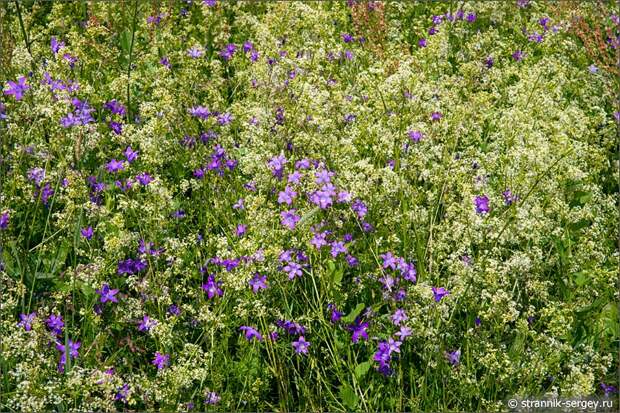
[0,1,618,411]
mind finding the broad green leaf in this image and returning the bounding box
[342,303,365,324]
[355,361,372,379]
[339,384,358,409]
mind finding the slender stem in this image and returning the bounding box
[126,0,139,123]
[14,1,33,64]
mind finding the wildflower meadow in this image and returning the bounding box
[0,1,619,411]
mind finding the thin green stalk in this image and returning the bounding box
[126,0,139,123]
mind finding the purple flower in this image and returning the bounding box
[250,50,259,62]
[315,169,334,185]
[63,53,77,68]
[400,262,417,283]
[373,341,394,376]
[474,195,490,214]
[268,155,287,180]
[310,231,328,249]
[80,226,93,240]
[485,56,494,68]
[348,319,369,343]
[51,37,65,54]
[277,319,306,336]
[328,304,343,323]
[219,43,237,61]
[346,254,359,267]
[292,336,310,354]
[104,99,126,116]
[96,283,119,303]
[106,159,125,173]
[475,317,481,327]
[160,56,171,68]
[387,338,402,354]
[528,31,544,43]
[280,209,300,230]
[343,113,356,123]
[466,12,476,23]
[188,47,204,58]
[431,111,443,121]
[243,41,254,53]
[330,241,347,258]
[391,309,408,325]
[115,383,130,402]
[28,167,46,186]
[408,130,423,142]
[287,171,301,185]
[380,252,398,270]
[512,50,524,61]
[60,98,95,128]
[56,339,80,371]
[445,349,461,366]
[136,172,153,185]
[202,275,223,299]
[168,304,181,316]
[0,211,9,230]
[502,189,518,206]
[4,76,30,101]
[432,286,449,302]
[278,186,297,205]
[249,273,267,293]
[205,391,220,405]
[38,183,55,205]
[109,121,123,135]
[351,199,367,218]
[283,261,303,280]
[310,189,333,209]
[138,315,157,332]
[235,224,247,237]
[152,352,170,369]
[395,326,412,340]
[233,198,245,210]
[600,383,618,397]
[18,312,36,331]
[240,326,263,342]
[342,33,354,43]
[124,146,138,163]
[295,159,311,170]
[217,112,233,125]
[418,38,427,48]
[337,191,351,203]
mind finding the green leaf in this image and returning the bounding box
[80,282,96,298]
[327,260,336,273]
[569,219,591,232]
[339,384,358,409]
[297,206,320,227]
[342,303,365,324]
[573,271,590,287]
[354,361,372,379]
[119,29,131,54]
[600,303,619,338]
[332,267,343,286]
